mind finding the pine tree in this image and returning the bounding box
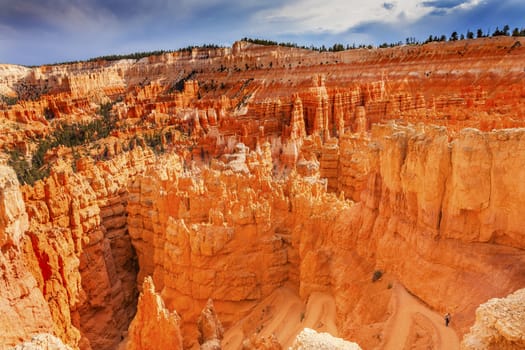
[477,29,484,38]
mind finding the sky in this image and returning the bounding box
[0,0,524,66]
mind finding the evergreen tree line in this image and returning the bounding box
[240,37,371,52]
[32,44,225,67]
[422,25,525,44]
[243,24,525,52]
[87,44,224,62]
[25,24,525,68]
[0,94,18,106]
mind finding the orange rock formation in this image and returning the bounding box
[461,288,525,350]
[0,166,55,346]
[1,36,525,350]
[126,276,183,350]
[197,299,224,350]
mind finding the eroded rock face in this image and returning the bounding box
[1,37,525,349]
[0,165,28,246]
[18,149,155,349]
[0,166,54,347]
[333,124,525,337]
[461,288,525,350]
[197,299,224,350]
[127,146,294,346]
[124,123,525,348]
[126,276,183,350]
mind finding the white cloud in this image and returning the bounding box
[253,0,481,34]
[455,0,483,11]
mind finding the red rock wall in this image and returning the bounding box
[18,149,155,349]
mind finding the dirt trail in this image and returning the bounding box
[222,286,338,349]
[382,283,460,350]
[222,283,460,349]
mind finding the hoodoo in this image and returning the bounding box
[1,36,525,349]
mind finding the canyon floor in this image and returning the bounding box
[222,281,460,350]
[1,36,525,350]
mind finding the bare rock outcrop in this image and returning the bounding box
[127,144,352,347]
[303,123,525,340]
[290,328,362,350]
[0,165,28,246]
[126,276,183,350]
[197,299,224,350]
[11,333,73,350]
[461,288,525,350]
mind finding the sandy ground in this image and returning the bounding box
[381,283,460,350]
[222,285,338,349]
[222,282,459,350]
[118,282,459,349]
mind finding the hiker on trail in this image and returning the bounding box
[444,313,451,327]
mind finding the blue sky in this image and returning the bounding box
[0,0,524,66]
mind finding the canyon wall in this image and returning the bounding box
[0,37,524,349]
[0,165,55,345]
[1,149,155,349]
[126,145,298,347]
[333,124,525,338]
[124,123,525,348]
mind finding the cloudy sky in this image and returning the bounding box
[0,0,524,65]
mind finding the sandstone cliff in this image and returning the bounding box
[1,37,524,350]
[332,124,525,339]
[0,166,55,347]
[14,149,155,349]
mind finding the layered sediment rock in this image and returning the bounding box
[329,123,525,338]
[1,37,525,349]
[17,149,154,349]
[126,276,183,350]
[0,166,55,347]
[127,146,291,346]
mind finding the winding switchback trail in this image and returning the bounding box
[382,283,460,350]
